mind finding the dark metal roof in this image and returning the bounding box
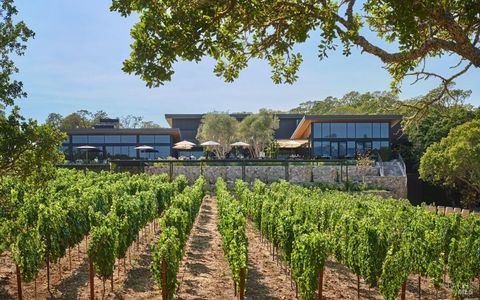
[303,114,402,121]
[164,113,305,127]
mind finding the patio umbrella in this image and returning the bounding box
[200,141,220,159]
[200,141,220,146]
[75,145,101,162]
[174,140,196,147]
[173,143,194,150]
[134,145,155,151]
[230,141,250,147]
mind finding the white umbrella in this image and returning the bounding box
[174,140,196,147]
[76,145,99,150]
[201,140,220,146]
[75,145,101,162]
[231,141,250,147]
[173,144,194,150]
[135,145,155,150]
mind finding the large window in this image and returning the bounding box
[155,135,171,143]
[139,135,155,143]
[381,123,389,138]
[105,135,121,143]
[330,123,347,138]
[72,135,88,144]
[356,123,372,138]
[347,123,356,138]
[321,123,331,138]
[88,135,105,144]
[120,135,136,143]
[140,146,171,159]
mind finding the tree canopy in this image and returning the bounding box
[0,1,64,179]
[111,0,480,109]
[238,110,279,158]
[196,112,239,158]
[46,110,162,129]
[419,119,480,208]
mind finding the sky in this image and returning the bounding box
[14,1,480,127]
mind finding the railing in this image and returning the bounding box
[397,153,407,177]
[376,155,385,177]
[106,158,358,182]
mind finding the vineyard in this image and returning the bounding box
[1,170,480,299]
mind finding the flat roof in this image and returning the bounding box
[291,115,402,139]
[63,128,182,142]
[164,113,305,127]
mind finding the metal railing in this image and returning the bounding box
[397,153,407,177]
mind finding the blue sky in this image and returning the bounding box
[14,1,480,127]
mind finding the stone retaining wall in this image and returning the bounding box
[146,165,407,198]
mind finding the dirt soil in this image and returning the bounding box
[175,196,234,300]
[1,194,479,300]
[1,222,162,300]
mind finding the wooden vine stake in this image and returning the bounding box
[15,264,22,300]
[357,275,360,300]
[239,268,245,300]
[161,257,168,300]
[418,276,421,299]
[89,258,95,300]
[400,281,406,300]
[46,260,50,292]
[317,268,324,300]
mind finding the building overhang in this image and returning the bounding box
[63,128,182,143]
[290,115,403,139]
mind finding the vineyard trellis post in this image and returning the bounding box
[317,268,324,300]
[239,267,245,300]
[401,281,406,300]
[15,264,22,300]
[161,257,168,300]
[89,258,95,300]
[284,161,289,182]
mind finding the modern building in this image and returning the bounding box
[61,114,402,162]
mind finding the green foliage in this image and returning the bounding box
[216,179,248,290]
[238,110,279,158]
[290,91,402,115]
[291,230,330,300]
[150,176,205,300]
[419,119,480,208]
[111,0,480,88]
[196,112,239,158]
[150,227,181,300]
[1,169,178,283]
[232,179,480,300]
[0,107,65,179]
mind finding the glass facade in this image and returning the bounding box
[64,133,172,161]
[311,122,390,158]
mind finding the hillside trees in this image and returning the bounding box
[419,119,480,208]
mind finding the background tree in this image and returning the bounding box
[111,0,480,118]
[239,110,279,158]
[45,112,63,128]
[121,114,144,128]
[1,108,65,179]
[0,1,64,179]
[290,91,402,115]
[419,119,480,208]
[196,112,238,158]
